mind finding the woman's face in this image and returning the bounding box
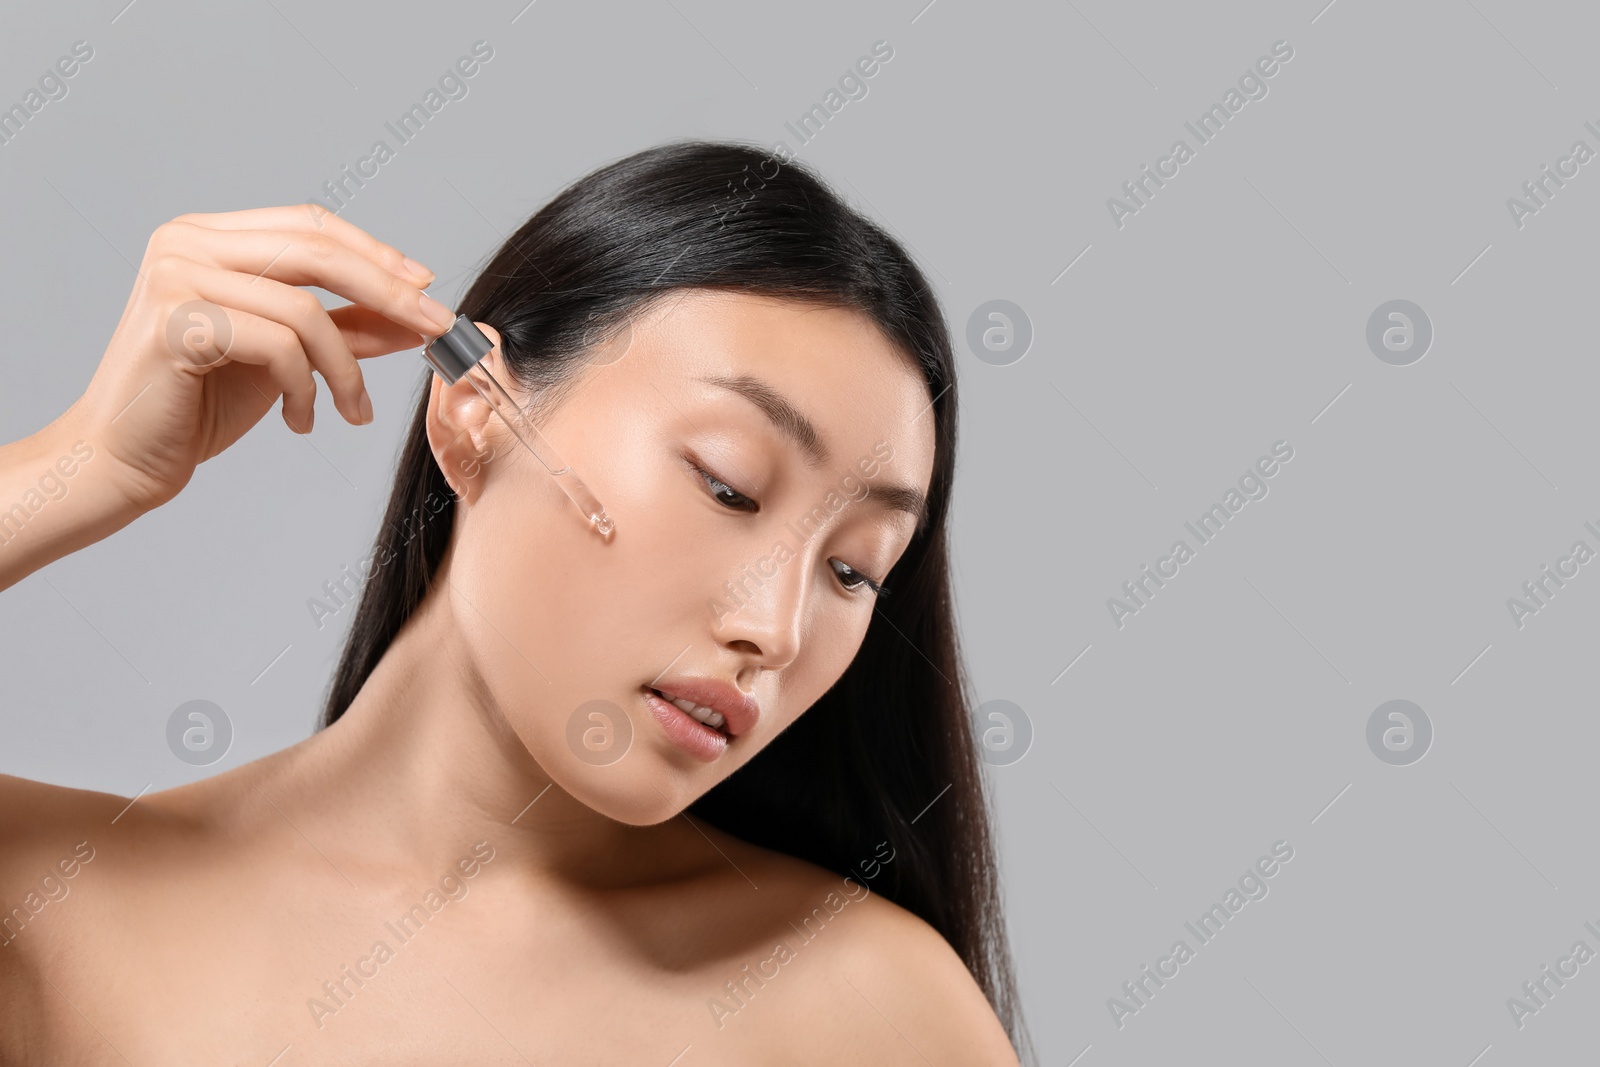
[428,289,936,824]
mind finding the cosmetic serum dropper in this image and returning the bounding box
[422,314,615,538]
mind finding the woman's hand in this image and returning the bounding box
[64,205,459,514]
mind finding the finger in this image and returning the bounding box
[177,305,319,433]
[162,223,457,345]
[184,264,370,427]
[170,206,435,286]
[327,303,431,360]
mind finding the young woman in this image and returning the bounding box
[0,141,1032,1064]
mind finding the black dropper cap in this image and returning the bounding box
[422,314,493,384]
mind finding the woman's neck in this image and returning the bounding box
[264,561,698,892]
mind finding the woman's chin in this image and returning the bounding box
[535,751,698,827]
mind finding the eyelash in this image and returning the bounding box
[688,460,892,598]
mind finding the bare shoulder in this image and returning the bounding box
[0,770,211,964]
[0,773,131,956]
[694,830,1019,1064]
[0,772,125,873]
[0,774,127,1051]
[820,882,1020,1064]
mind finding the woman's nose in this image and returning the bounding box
[708,550,810,669]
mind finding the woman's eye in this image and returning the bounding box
[692,462,758,512]
[690,458,889,599]
[832,559,888,598]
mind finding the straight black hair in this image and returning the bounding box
[319,140,1033,1062]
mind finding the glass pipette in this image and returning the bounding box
[422,314,615,537]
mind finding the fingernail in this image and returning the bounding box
[419,292,455,332]
[357,389,374,425]
[402,256,434,282]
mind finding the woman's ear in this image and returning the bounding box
[425,322,505,504]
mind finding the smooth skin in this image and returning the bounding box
[0,207,1020,1064]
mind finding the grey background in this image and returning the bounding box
[1,0,1594,1063]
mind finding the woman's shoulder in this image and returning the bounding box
[0,771,220,956]
[0,770,214,868]
[0,774,135,1049]
[0,772,127,870]
[695,829,1020,1063]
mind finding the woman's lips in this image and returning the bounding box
[642,686,729,763]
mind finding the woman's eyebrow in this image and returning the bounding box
[696,373,831,468]
[695,373,928,531]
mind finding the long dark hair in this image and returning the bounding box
[319,140,1032,1061]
